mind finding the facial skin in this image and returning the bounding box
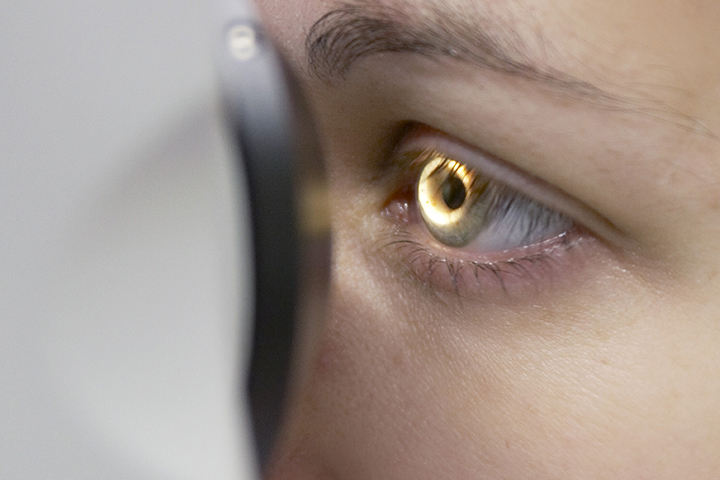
[256,1,720,478]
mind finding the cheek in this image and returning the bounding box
[270,288,494,480]
[268,259,720,480]
[268,222,506,478]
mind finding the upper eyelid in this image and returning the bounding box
[396,125,631,249]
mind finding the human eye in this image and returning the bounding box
[379,124,623,298]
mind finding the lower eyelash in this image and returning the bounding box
[377,219,587,300]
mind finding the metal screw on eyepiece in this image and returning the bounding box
[228,24,258,61]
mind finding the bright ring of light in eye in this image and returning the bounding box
[418,156,472,225]
[417,154,487,247]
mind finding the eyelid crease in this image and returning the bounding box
[395,124,632,251]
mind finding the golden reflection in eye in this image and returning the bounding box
[417,152,490,247]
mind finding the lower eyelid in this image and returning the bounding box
[379,199,599,299]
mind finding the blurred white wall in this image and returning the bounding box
[0,1,256,478]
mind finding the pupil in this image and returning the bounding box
[441,174,466,210]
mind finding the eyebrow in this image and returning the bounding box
[305,0,612,102]
[305,0,715,138]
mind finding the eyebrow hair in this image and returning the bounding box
[306,1,611,101]
[305,0,716,138]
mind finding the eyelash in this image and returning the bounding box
[378,125,601,299]
[379,226,583,298]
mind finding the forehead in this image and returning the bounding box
[260,0,720,58]
[259,0,720,130]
